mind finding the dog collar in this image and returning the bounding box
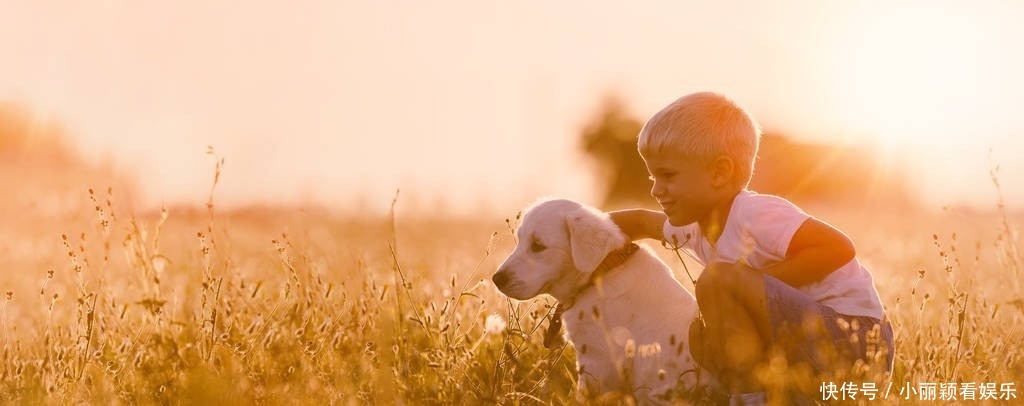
[544,242,640,349]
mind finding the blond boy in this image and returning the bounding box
[610,92,893,405]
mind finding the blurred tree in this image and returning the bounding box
[0,101,137,217]
[0,102,76,164]
[580,94,654,210]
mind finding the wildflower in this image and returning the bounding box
[484,314,506,335]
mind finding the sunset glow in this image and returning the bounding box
[2,1,1023,213]
[842,7,988,151]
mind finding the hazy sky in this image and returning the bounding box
[3,1,1024,214]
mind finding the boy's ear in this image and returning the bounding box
[710,155,735,188]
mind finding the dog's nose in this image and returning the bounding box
[492,270,511,288]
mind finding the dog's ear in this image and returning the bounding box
[566,209,623,273]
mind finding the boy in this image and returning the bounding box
[609,92,893,405]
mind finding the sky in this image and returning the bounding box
[2,0,1024,215]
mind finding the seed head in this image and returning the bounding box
[484,314,506,335]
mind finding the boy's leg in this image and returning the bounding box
[690,267,894,402]
[760,276,836,400]
[690,262,775,394]
[759,276,895,400]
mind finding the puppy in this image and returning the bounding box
[492,199,713,403]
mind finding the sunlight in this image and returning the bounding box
[843,8,986,152]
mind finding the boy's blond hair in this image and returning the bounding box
[638,92,761,188]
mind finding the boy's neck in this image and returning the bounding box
[699,190,741,246]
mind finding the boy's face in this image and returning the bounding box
[642,148,725,226]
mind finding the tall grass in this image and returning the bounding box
[0,165,1022,404]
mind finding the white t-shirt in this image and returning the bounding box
[663,190,885,319]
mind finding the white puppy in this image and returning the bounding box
[492,199,713,403]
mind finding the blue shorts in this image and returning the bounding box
[763,275,895,376]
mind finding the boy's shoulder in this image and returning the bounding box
[731,190,809,222]
[735,190,802,209]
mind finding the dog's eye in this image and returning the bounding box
[530,240,546,253]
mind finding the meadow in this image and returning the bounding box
[1,179,1023,405]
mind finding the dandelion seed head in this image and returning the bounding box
[484,314,506,335]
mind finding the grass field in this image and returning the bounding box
[1,182,1023,405]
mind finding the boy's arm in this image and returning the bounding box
[760,218,856,287]
[608,209,667,242]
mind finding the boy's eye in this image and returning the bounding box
[530,240,546,253]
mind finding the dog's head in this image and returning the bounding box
[492,199,628,300]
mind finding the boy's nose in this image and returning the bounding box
[650,182,664,199]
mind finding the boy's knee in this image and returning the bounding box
[696,263,765,304]
[695,265,731,299]
[694,267,715,294]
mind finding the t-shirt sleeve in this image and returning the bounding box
[739,195,812,257]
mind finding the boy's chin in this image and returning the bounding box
[667,211,700,226]
[665,212,692,227]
